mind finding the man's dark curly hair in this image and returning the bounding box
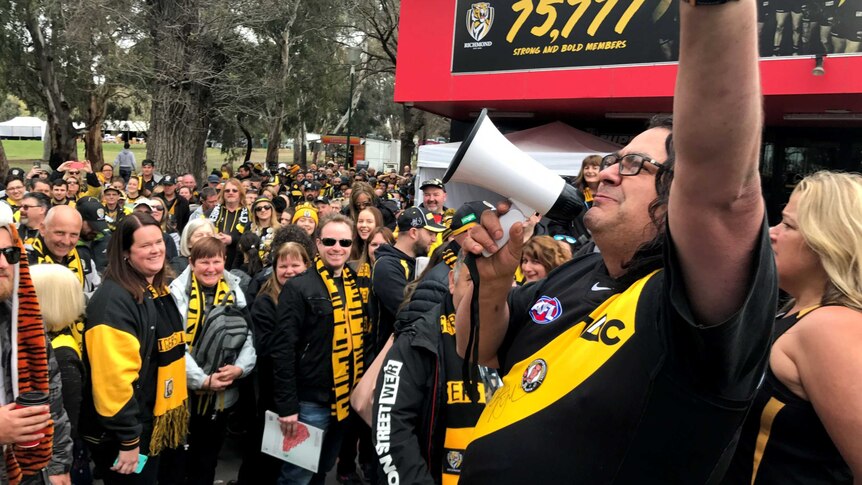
[618,114,676,286]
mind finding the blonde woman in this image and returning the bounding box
[725,171,862,483]
[170,218,216,275]
[520,235,570,283]
[31,264,88,483]
[250,196,280,265]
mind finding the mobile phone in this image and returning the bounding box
[113,453,148,474]
[32,161,41,169]
[69,162,85,170]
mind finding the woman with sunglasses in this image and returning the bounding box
[63,177,83,203]
[346,182,397,230]
[250,197,280,266]
[209,178,249,269]
[723,171,862,484]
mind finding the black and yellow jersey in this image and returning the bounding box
[461,222,777,484]
[722,307,853,485]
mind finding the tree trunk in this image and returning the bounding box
[84,88,109,168]
[237,115,253,162]
[265,113,283,166]
[24,4,78,165]
[399,104,422,171]
[147,0,210,179]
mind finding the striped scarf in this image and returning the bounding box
[184,274,234,351]
[3,226,52,484]
[146,284,189,455]
[30,238,84,287]
[315,258,365,421]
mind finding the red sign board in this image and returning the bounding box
[322,135,362,145]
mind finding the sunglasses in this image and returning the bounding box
[224,189,239,193]
[0,247,21,264]
[152,206,165,212]
[68,171,80,175]
[320,238,353,248]
[254,205,273,212]
[553,234,577,244]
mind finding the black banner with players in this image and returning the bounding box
[451,0,862,74]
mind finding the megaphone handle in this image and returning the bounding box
[483,209,526,258]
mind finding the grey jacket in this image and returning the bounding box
[169,267,256,409]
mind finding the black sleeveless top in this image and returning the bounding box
[723,307,853,485]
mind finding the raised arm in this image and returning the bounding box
[669,0,765,324]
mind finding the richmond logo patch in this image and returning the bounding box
[529,296,562,324]
[467,2,494,42]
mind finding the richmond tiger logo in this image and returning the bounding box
[467,2,494,42]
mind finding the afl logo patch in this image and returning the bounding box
[522,359,547,393]
[529,296,562,324]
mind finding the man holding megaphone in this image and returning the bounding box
[448,0,775,483]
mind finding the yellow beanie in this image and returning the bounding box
[292,204,319,224]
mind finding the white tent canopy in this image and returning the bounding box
[0,117,47,139]
[416,121,621,209]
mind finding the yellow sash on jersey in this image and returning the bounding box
[472,270,659,440]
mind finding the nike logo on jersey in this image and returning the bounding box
[591,283,612,291]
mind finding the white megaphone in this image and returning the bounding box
[443,109,584,253]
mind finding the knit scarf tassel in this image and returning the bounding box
[315,258,365,422]
[149,400,190,456]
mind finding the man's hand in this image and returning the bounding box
[111,447,140,475]
[0,403,50,445]
[49,473,71,485]
[278,414,299,438]
[81,160,93,173]
[461,209,525,286]
[57,161,74,172]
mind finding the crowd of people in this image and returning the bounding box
[0,1,861,484]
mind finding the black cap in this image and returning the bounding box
[142,159,155,167]
[7,168,25,180]
[303,181,320,191]
[397,206,446,233]
[314,196,330,205]
[160,175,177,185]
[420,178,446,192]
[76,196,109,233]
[443,201,494,241]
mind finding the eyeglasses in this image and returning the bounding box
[6,185,24,191]
[320,238,353,248]
[254,205,273,212]
[599,153,671,177]
[0,247,21,264]
[19,205,41,211]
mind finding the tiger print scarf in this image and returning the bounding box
[3,225,52,484]
[315,257,365,422]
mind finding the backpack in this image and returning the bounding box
[190,292,250,375]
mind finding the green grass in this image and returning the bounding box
[2,139,294,173]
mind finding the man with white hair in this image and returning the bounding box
[0,204,73,484]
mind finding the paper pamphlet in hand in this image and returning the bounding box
[261,410,324,473]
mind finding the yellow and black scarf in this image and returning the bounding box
[146,284,189,455]
[316,257,365,421]
[30,238,84,287]
[184,274,234,351]
[30,237,86,346]
[185,274,234,413]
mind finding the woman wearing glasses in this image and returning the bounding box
[209,178,249,269]
[346,182,397,230]
[250,197,280,266]
[1,177,26,215]
[723,171,862,484]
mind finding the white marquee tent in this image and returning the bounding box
[416,121,621,209]
[0,117,46,139]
